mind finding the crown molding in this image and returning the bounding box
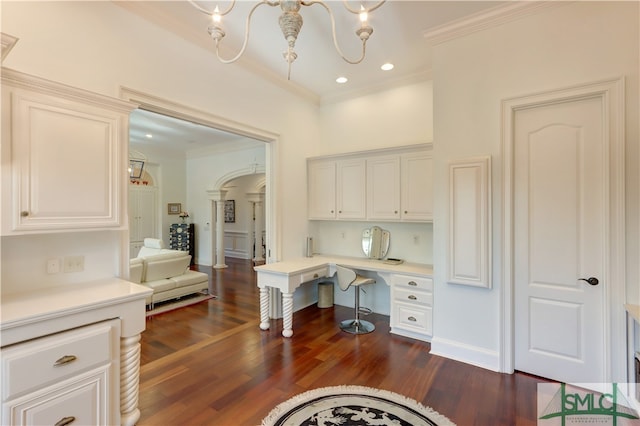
[1,33,19,62]
[423,1,568,46]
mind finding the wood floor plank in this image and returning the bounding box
[138,258,553,425]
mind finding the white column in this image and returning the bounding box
[207,189,228,269]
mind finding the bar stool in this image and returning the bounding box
[336,265,376,334]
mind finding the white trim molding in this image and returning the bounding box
[447,156,492,288]
[430,336,501,372]
[423,1,565,46]
[500,77,626,381]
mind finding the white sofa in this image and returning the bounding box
[130,238,209,307]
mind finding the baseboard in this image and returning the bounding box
[430,336,501,372]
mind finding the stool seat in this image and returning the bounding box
[336,265,376,334]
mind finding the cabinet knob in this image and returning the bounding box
[20,211,29,217]
[404,210,408,214]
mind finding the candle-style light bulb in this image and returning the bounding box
[212,5,221,24]
[359,5,368,24]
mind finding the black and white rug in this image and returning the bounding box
[262,385,455,426]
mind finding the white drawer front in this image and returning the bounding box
[3,367,109,426]
[394,288,433,306]
[2,321,116,399]
[300,267,328,284]
[391,274,433,291]
[393,303,433,335]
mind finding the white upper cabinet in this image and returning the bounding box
[401,151,433,222]
[308,158,366,220]
[308,144,432,223]
[366,155,401,221]
[336,158,366,220]
[1,69,136,234]
[308,160,337,220]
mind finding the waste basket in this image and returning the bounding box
[317,281,334,308]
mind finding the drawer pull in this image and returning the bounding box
[408,281,417,286]
[55,416,76,426]
[408,316,417,322]
[53,355,77,367]
[408,295,417,300]
[313,273,319,278]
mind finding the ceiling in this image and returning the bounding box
[125,1,507,153]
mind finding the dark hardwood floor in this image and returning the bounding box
[139,258,552,425]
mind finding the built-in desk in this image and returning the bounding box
[254,255,433,338]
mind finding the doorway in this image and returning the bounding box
[121,87,280,266]
[501,78,626,383]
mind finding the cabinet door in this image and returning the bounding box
[336,158,366,220]
[367,156,401,220]
[2,76,134,234]
[308,160,336,219]
[129,187,156,243]
[401,152,433,221]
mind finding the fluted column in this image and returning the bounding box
[207,189,228,269]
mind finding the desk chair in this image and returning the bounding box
[336,265,376,334]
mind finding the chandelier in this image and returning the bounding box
[189,0,386,79]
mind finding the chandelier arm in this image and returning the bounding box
[305,1,368,65]
[214,1,277,64]
[340,0,386,15]
[189,0,236,16]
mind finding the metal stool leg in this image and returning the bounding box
[340,286,375,334]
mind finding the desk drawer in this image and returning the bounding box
[300,267,328,284]
[394,288,432,306]
[2,320,117,399]
[391,274,433,291]
[393,303,432,335]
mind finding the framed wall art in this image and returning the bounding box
[224,200,235,223]
[168,203,181,215]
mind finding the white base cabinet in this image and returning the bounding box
[389,274,433,342]
[1,320,119,426]
[0,279,152,426]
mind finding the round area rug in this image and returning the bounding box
[261,385,455,426]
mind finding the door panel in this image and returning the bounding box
[514,96,605,383]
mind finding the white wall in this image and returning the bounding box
[431,1,639,376]
[0,1,318,290]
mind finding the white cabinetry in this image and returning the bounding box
[307,158,366,220]
[308,144,432,222]
[400,151,433,221]
[1,320,120,426]
[0,279,152,426]
[1,69,135,234]
[366,156,401,221]
[389,274,433,342]
[129,186,157,257]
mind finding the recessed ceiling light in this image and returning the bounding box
[381,63,394,71]
[145,134,153,138]
[336,76,348,84]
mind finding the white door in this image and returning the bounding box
[514,95,606,383]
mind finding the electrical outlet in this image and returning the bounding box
[47,258,61,274]
[63,255,84,273]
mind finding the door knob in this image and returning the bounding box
[579,277,599,286]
